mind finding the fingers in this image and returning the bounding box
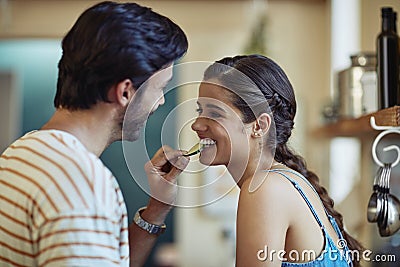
[146,145,189,179]
[151,145,185,168]
[165,156,189,181]
[144,146,191,206]
[173,154,190,171]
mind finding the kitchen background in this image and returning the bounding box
[0,0,400,266]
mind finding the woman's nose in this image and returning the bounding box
[191,117,207,132]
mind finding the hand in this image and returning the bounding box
[144,145,189,217]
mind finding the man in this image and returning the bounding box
[0,1,189,266]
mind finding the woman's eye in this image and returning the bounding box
[209,112,222,118]
[195,108,222,119]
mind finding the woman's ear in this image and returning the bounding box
[108,79,136,107]
[251,113,271,138]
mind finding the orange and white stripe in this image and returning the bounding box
[0,130,129,266]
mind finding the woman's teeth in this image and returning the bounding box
[199,138,217,147]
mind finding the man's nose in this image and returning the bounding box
[158,95,165,106]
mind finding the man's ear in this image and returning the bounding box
[251,113,272,138]
[108,79,135,107]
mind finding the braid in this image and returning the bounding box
[275,145,363,266]
[270,90,364,266]
[268,78,363,266]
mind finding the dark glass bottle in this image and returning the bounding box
[395,11,400,106]
[377,7,399,109]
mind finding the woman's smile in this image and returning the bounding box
[191,81,251,167]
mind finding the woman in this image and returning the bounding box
[191,55,363,266]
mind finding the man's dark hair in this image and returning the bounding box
[54,1,188,109]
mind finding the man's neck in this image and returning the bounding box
[41,106,117,157]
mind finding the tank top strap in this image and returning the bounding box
[266,169,326,230]
[329,216,353,267]
[272,168,319,196]
[270,168,332,217]
[275,169,348,237]
[329,215,345,240]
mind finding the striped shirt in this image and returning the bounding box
[0,130,129,266]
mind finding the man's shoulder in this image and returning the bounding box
[3,129,113,186]
[17,129,89,153]
[1,129,120,212]
[13,129,104,164]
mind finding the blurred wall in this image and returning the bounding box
[0,40,59,132]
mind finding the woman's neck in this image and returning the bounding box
[227,152,277,189]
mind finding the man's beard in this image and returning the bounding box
[121,105,149,142]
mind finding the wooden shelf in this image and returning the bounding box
[313,106,400,138]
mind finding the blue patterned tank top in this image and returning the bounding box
[265,169,353,267]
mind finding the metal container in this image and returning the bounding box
[338,53,378,118]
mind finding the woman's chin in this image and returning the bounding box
[199,154,230,166]
[199,155,214,166]
[200,158,224,166]
[198,147,218,165]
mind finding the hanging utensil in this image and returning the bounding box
[378,163,391,236]
[385,193,400,236]
[367,166,385,222]
[369,117,400,236]
[378,163,400,236]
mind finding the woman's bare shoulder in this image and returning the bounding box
[236,171,297,266]
[240,170,297,206]
[237,171,301,230]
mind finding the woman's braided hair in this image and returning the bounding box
[204,54,363,266]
